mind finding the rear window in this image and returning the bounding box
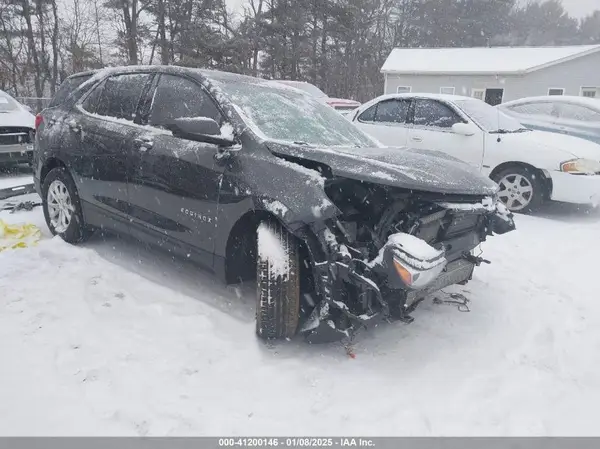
[49,74,94,107]
[0,93,18,112]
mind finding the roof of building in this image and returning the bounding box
[381,45,600,75]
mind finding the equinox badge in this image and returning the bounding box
[181,207,213,223]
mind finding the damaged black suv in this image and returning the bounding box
[34,66,515,342]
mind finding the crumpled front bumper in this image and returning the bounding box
[301,203,516,343]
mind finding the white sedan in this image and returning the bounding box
[349,93,600,212]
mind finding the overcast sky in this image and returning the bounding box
[561,0,599,17]
[226,0,599,19]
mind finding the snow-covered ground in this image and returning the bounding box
[1,190,600,436]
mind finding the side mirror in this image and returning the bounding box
[452,122,477,136]
[169,117,236,147]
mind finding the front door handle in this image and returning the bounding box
[134,137,154,152]
[411,136,423,142]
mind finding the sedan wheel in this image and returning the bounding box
[493,165,545,213]
[497,174,533,212]
[47,180,75,233]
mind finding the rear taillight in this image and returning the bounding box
[35,114,43,130]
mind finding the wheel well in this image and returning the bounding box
[224,211,314,291]
[489,161,552,199]
[225,210,276,285]
[40,157,67,187]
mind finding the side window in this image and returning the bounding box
[147,74,222,127]
[50,74,94,107]
[508,102,556,117]
[358,100,409,124]
[557,104,600,122]
[413,99,463,128]
[358,105,376,122]
[90,73,151,120]
[81,80,105,113]
[374,99,409,123]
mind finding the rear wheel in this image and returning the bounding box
[256,221,301,340]
[493,166,545,213]
[42,167,92,243]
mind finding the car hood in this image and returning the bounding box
[0,109,35,128]
[267,142,499,196]
[501,130,600,160]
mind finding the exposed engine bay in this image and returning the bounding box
[300,177,515,343]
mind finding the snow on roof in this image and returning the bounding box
[381,45,600,75]
[501,95,600,109]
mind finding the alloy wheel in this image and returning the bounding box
[498,173,534,211]
[47,180,75,233]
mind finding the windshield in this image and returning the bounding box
[215,80,379,148]
[454,98,528,133]
[0,93,19,112]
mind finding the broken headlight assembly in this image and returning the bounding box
[374,233,448,291]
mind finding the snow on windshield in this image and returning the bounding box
[455,99,524,133]
[214,80,378,148]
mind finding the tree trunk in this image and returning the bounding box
[93,0,104,65]
[21,0,44,109]
[157,0,169,64]
[122,0,138,64]
[50,0,59,93]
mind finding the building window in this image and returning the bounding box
[396,86,411,94]
[581,87,598,98]
[471,88,485,101]
[440,87,455,95]
[548,88,564,96]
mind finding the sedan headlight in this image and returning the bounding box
[560,158,600,175]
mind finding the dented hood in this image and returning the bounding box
[267,142,499,196]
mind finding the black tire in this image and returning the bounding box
[42,167,92,243]
[492,165,545,213]
[256,221,301,340]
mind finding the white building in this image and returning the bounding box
[381,45,600,105]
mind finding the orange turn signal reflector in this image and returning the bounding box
[393,259,413,286]
[561,161,578,173]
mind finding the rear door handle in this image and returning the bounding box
[411,136,423,142]
[134,137,154,152]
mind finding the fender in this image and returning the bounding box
[213,143,340,260]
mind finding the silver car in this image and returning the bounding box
[498,96,600,145]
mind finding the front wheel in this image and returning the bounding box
[493,166,545,213]
[255,221,301,340]
[42,167,92,243]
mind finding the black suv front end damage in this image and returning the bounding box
[293,192,515,343]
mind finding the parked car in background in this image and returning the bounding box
[271,80,361,115]
[350,93,600,212]
[0,89,36,165]
[498,96,600,145]
[34,66,514,342]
